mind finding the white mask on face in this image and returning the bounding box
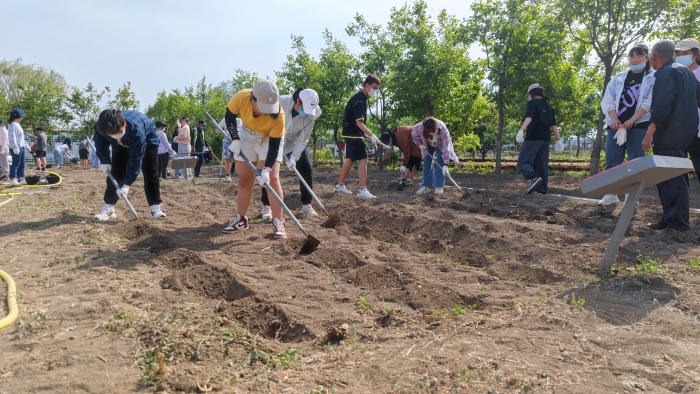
[109,131,125,140]
[368,88,378,97]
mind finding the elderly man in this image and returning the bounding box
[642,39,700,231]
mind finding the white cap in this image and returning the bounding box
[252,80,280,114]
[299,89,320,117]
[676,38,700,51]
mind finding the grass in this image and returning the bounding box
[358,296,372,310]
[570,293,585,308]
[688,258,700,268]
[634,253,667,275]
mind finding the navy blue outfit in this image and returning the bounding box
[650,60,700,230]
[517,98,557,193]
[94,110,161,206]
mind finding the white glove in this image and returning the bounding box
[442,165,449,175]
[12,148,19,155]
[100,164,112,174]
[256,168,270,186]
[399,165,406,174]
[614,128,627,146]
[516,130,524,143]
[116,185,129,198]
[554,140,565,152]
[228,139,241,157]
[370,134,379,145]
[286,155,297,170]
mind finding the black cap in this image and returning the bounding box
[155,121,166,128]
[198,120,205,124]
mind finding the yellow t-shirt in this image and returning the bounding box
[227,89,285,139]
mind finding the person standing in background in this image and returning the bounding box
[174,117,191,179]
[155,121,175,180]
[78,137,91,170]
[0,120,10,182]
[643,39,700,231]
[675,38,700,184]
[34,127,48,172]
[193,120,208,178]
[411,117,459,195]
[8,108,27,186]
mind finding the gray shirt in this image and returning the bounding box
[35,133,48,151]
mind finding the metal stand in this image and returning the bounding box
[171,157,197,181]
[597,180,645,276]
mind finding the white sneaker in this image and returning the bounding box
[598,194,620,206]
[224,175,231,182]
[261,205,272,220]
[94,204,116,221]
[301,204,318,216]
[416,186,431,195]
[434,187,444,195]
[149,204,167,219]
[334,183,353,195]
[272,217,287,238]
[356,187,377,199]
[19,178,27,185]
[9,179,19,186]
[405,178,414,185]
[622,193,629,207]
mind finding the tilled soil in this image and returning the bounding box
[1,164,700,393]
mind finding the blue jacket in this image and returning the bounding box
[94,110,159,185]
[650,60,700,148]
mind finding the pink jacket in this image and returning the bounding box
[411,119,459,163]
[0,125,8,155]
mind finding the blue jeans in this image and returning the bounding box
[517,140,550,193]
[53,148,64,165]
[422,147,445,187]
[90,152,100,167]
[605,127,646,169]
[10,147,25,179]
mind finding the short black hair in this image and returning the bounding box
[155,121,166,128]
[363,74,380,87]
[292,87,305,103]
[197,120,205,124]
[96,109,126,137]
[36,127,44,132]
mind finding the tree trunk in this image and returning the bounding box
[378,147,384,170]
[590,65,614,175]
[333,127,344,165]
[495,77,505,175]
[576,135,581,158]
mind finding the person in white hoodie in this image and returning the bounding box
[598,44,655,206]
[7,108,27,186]
[0,120,10,181]
[259,88,321,218]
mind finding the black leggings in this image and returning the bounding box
[158,153,169,180]
[262,149,313,205]
[104,145,161,206]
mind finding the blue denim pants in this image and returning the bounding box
[421,147,445,187]
[604,127,647,169]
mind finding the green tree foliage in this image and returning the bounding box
[556,0,669,174]
[107,81,140,111]
[0,58,70,134]
[216,69,262,101]
[651,0,700,41]
[65,83,107,137]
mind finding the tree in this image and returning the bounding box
[107,81,140,110]
[65,83,107,137]
[216,69,262,101]
[651,0,700,41]
[0,58,70,134]
[467,0,567,174]
[556,0,669,174]
[316,30,359,165]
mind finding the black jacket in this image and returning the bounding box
[650,60,700,148]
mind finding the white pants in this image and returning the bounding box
[234,124,284,164]
[0,154,9,175]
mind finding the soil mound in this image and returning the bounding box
[218,298,315,342]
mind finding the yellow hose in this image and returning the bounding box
[0,269,18,330]
[0,195,14,207]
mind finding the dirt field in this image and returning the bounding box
[1,163,700,393]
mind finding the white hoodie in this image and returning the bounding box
[600,69,655,127]
[279,95,322,159]
[0,125,8,155]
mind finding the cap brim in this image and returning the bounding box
[257,101,279,114]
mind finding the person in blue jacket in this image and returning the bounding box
[92,109,166,220]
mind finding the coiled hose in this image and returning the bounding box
[0,269,18,330]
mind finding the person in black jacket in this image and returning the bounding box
[643,39,700,231]
[192,120,209,177]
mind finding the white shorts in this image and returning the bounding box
[234,123,284,163]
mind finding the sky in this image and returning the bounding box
[1,0,476,109]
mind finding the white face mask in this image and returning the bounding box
[109,131,125,140]
[368,88,378,97]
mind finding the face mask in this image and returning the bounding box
[676,55,694,67]
[298,108,308,117]
[368,88,377,97]
[109,131,125,140]
[629,63,646,72]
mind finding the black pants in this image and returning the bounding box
[517,140,550,193]
[158,153,170,180]
[686,136,700,184]
[105,144,161,206]
[193,152,203,177]
[262,149,313,206]
[654,146,690,231]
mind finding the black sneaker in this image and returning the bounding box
[526,177,543,194]
[647,222,668,230]
[0,175,7,182]
[35,167,41,171]
[40,166,45,171]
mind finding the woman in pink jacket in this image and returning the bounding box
[411,117,459,195]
